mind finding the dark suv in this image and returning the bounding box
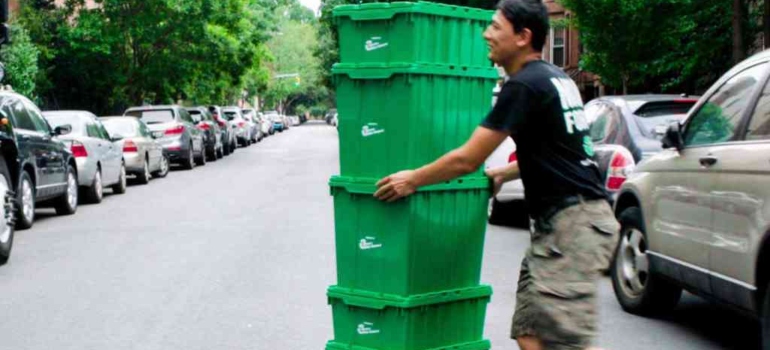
[124,105,205,169]
[0,91,79,238]
[186,107,223,161]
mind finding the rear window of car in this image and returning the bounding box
[43,113,86,136]
[125,109,175,124]
[586,103,621,143]
[102,119,138,137]
[633,100,697,118]
[223,111,238,121]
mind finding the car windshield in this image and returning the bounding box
[42,113,86,136]
[223,111,238,121]
[125,109,175,124]
[102,119,138,137]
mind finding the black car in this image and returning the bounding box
[0,91,79,239]
[124,105,205,169]
[186,107,224,161]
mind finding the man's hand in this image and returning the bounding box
[486,168,505,197]
[374,170,417,202]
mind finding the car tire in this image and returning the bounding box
[0,157,15,265]
[216,146,224,159]
[83,168,104,204]
[54,164,78,216]
[195,147,206,166]
[182,145,195,170]
[15,170,35,230]
[611,207,682,316]
[112,163,127,194]
[488,199,530,229]
[152,155,169,178]
[136,158,151,185]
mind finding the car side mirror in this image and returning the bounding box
[53,124,72,136]
[661,123,684,151]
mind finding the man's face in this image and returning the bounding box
[483,10,524,65]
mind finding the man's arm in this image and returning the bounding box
[485,161,520,197]
[374,126,510,202]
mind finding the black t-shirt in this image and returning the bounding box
[481,60,608,218]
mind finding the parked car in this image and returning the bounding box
[264,111,279,134]
[257,112,271,138]
[100,117,169,184]
[222,107,252,147]
[585,95,699,163]
[124,105,205,169]
[325,109,337,125]
[282,114,291,130]
[241,109,262,143]
[331,113,338,127]
[187,107,224,161]
[43,111,127,204]
[0,93,80,231]
[289,116,300,126]
[0,107,16,265]
[611,49,770,346]
[270,112,286,133]
[208,105,236,155]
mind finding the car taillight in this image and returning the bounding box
[197,123,210,131]
[606,148,635,192]
[71,141,88,158]
[123,140,138,153]
[508,151,517,163]
[238,121,246,128]
[217,120,226,127]
[165,124,184,136]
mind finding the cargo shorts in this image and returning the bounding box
[510,198,620,350]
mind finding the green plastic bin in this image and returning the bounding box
[334,2,493,66]
[330,176,489,296]
[333,63,497,179]
[327,285,492,350]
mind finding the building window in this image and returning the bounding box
[550,27,565,67]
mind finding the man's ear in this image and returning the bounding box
[515,28,534,48]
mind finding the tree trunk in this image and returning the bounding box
[765,0,770,49]
[733,0,745,64]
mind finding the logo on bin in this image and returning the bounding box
[361,123,385,137]
[357,322,381,335]
[365,37,389,51]
[359,237,382,250]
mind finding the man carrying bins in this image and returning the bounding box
[374,0,620,349]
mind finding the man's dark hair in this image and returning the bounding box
[497,0,549,52]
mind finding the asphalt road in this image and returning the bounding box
[0,121,758,349]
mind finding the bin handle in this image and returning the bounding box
[341,295,389,309]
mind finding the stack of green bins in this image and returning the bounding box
[328,3,497,350]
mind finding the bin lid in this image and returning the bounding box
[327,284,492,309]
[329,175,490,195]
[333,1,493,22]
[332,62,499,80]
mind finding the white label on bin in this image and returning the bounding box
[357,322,381,335]
[365,37,389,51]
[359,236,382,250]
[361,123,385,137]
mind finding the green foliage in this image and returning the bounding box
[559,0,763,94]
[0,23,41,99]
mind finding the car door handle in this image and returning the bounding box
[699,156,718,167]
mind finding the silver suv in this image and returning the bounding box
[612,49,770,345]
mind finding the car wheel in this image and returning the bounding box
[611,207,682,316]
[152,155,169,178]
[84,168,104,204]
[136,158,151,184]
[15,171,35,230]
[182,146,195,170]
[0,157,15,265]
[195,146,207,166]
[488,198,530,229]
[223,142,231,156]
[112,163,127,194]
[54,164,78,216]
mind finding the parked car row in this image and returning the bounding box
[486,49,770,346]
[0,95,294,266]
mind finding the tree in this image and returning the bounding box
[0,24,40,98]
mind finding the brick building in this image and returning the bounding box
[542,0,602,101]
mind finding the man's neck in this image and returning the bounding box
[503,52,543,76]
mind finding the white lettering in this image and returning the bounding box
[551,77,588,134]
